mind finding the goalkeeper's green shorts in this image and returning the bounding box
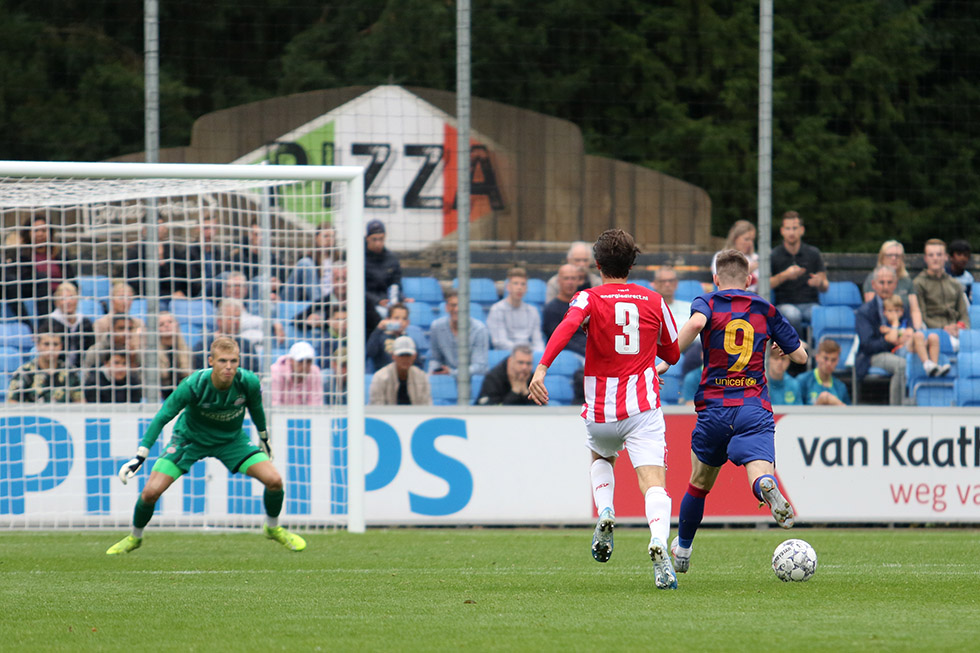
[152,432,269,479]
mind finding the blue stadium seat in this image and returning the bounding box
[633,279,653,291]
[170,298,216,329]
[487,349,510,369]
[129,298,148,321]
[543,374,574,406]
[470,374,485,403]
[76,274,112,302]
[78,298,106,318]
[970,304,980,327]
[430,375,459,405]
[457,278,500,306]
[675,280,704,303]
[0,321,34,351]
[915,385,955,407]
[660,374,683,405]
[0,346,24,373]
[365,373,374,400]
[548,350,584,376]
[819,281,863,308]
[954,377,980,406]
[959,329,980,352]
[924,329,956,356]
[408,301,437,329]
[971,282,980,304]
[0,371,8,402]
[278,300,313,323]
[810,305,858,372]
[402,276,444,304]
[906,352,955,406]
[956,350,980,379]
[525,278,547,306]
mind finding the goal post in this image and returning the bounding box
[0,160,366,533]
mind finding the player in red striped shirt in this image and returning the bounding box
[529,229,681,590]
[658,249,807,575]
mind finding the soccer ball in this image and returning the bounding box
[771,538,817,582]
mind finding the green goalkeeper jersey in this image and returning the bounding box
[140,368,268,449]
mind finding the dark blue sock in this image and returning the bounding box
[677,484,709,549]
[753,474,777,502]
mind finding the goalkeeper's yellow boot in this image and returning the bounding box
[264,526,307,552]
[106,535,142,555]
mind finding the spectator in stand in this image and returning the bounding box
[364,219,404,314]
[428,288,490,377]
[156,311,192,400]
[84,350,143,403]
[365,302,426,372]
[222,271,286,349]
[766,351,801,406]
[1,227,47,325]
[292,265,381,360]
[860,240,924,328]
[93,281,145,339]
[193,298,258,372]
[486,267,544,351]
[542,264,586,357]
[913,238,970,349]
[43,281,95,368]
[712,220,759,293]
[769,210,829,337]
[187,215,230,299]
[230,219,286,284]
[23,216,75,318]
[368,336,432,406]
[545,241,602,303]
[124,216,194,304]
[269,341,324,406]
[474,344,535,406]
[83,314,143,377]
[284,222,338,302]
[322,345,348,405]
[946,239,974,301]
[797,339,850,406]
[653,266,701,375]
[7,327,83,404]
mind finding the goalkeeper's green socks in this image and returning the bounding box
[264,488,285,529]
[133,497,156,534]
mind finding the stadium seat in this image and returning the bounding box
[955,350,980,380]
[78,298,106,318]
[170,298,216,329]
[525,278,547,306]
[277,300,313,323]
[470,374,485,403]
[548,350,584,376]
[970,304,980,328]
[954,377,980,406]
[487,349,510,369]
[906,352,955,406]
[633,279,653,291]
[659,374,683,405]
[458,278,500,307]
[0,321,34,351]
[675,280,704,303]
[430,375,459,406]
[407,301,437,329]
[0,372,7,402]
[76,274,112,302]
[819,281,863,308]
[924,329,956,356]
[402,276,445,304]
[129,298,148,321]
[971,282,980,303]
[543,374,574,406]
[365,373,374,399]
[0,346,24,373]
[810,305,858,372]
[959,329,980,352]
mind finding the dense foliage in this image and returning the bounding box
[1,0,978,251]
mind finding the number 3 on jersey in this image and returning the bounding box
[614,302,640,354]
[723,319,755,372]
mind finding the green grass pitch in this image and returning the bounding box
[1,528,977,651]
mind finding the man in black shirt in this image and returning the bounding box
[769,211,829,337]
[474,344,536,406]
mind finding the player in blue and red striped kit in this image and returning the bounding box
[657,249,807,574]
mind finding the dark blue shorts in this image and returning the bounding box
[691,405,776,467]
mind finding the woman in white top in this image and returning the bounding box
[711,220,759,292]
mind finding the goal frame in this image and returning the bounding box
[0,160,367,533]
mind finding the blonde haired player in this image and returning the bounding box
[106,336,306,554]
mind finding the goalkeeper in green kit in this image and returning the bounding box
[106,336,306,554]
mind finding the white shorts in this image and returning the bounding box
[584,408,667,468]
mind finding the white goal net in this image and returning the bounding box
[0,161,365,532]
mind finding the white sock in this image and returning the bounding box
[590,459,615,514]
[132,527,144,538]
[644,486,671,546]
[266,516,279,529]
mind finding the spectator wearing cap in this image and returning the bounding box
[269,341,324,406]
[364,219,405,314]
[368,335,432,405]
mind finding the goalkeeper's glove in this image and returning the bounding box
[118,446,150,485]
[258,430,272,460]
